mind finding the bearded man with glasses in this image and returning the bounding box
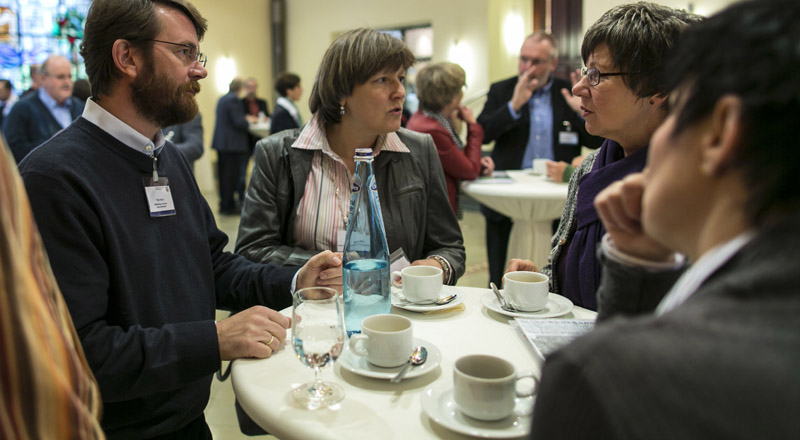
[17,1,342,438]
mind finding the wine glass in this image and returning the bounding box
[291,286,346,409]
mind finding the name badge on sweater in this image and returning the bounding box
[143,176,176,217]
[559,131,579,146]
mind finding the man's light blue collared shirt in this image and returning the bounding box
[507,78,554,167]
[38,88,74,130]
[82,98,166,155]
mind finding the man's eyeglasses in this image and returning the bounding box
[148,39,207,67]
[580,67,627,86]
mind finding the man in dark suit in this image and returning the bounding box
[270,72,303,135]
[4,55,84,163]
[477,32,601,285]
[212,78,255,214]
[530,1,800,437]
[163,112,203,171]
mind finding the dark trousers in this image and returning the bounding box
[482,205,513,286]
[217,152,249,213]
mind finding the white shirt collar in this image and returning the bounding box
[82,98,166,155]
[656,231,756,315]
[277,96,300,120]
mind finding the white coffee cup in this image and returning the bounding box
[391,265,443,302]
[532,158,548,175]
[503,271,549,311]
[348,314,413,367]
[453,355,538,421]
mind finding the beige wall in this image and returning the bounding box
[583,0,736,32]
[190,0,273,193]
[284,0,491,122]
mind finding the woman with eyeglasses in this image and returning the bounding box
[235,28,466,288]
[507,2,702,310]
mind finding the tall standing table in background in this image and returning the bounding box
[461,171,568,270]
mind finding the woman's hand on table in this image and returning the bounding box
[505,258,538,274]
[297,251,343,293]
[216,306,290,360]
[594,173,673,262]
[411,258,446,281]
[480,156,495,176]
[546,160,569,182]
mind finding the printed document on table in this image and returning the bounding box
[512,318,595,360]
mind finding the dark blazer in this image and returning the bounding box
[269,104,299,135]
[3,93,84,163]
[530,213,800,439]
[163,113,204,165]
[211,92,250,154]
[477,76,602,170]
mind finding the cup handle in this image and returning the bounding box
[391,271,402,288]
[348,334,369,357]
[514,370,540,398]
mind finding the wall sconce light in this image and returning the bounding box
[215,56,237,94]
[503,11,524,55]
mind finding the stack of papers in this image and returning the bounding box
[513,318,595,359]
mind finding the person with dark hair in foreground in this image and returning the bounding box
[18,1,341,438]
[531,0,800,437]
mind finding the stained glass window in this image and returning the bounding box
[0,0,90,96]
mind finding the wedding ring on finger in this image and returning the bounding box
[266,335,275,347]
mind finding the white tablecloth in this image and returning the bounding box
[231,287,596,439]
[461,171,568,269]
[248,121,271,139]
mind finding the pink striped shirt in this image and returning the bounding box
[292,114,410,251]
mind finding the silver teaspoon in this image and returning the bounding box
[490,282,517,312]
[398,293,457,306]
[390,346,427,383]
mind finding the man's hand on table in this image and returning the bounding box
[594,173,673,262]
[217,306,290,360]
[546,161,568,182]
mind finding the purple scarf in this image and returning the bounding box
[559,139,649,310]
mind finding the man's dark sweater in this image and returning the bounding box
[19,117,298,439]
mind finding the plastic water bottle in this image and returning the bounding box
[342,148,390,336]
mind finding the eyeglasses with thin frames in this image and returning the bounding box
[580,67,627,86]
[147,39,207,67]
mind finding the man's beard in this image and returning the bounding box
[130,62,200,128]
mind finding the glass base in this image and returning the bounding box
[292,380,345,410]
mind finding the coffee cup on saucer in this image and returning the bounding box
[391,265,443,303]
[348,314,413,367]
[453,354,538,421]
[503,271,549,311]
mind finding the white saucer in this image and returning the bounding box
[481,292,573,319]
[338,337,441,380]
[391,285,465,312]
[420,383,533,438]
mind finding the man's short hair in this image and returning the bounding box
[525,31,558,60]
[581,2,702,99]
[665,0,800,226]
[80,0,207,99]
[415,62,465,113]
[229,77,243,93]
[0,79,12,91]
[274,72,300,97]
[309,28,415,126]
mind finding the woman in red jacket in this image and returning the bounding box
[408,62,493,216]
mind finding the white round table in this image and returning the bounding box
[231,286,595,439]
[462,171,568,269]
[248,121,271,139]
